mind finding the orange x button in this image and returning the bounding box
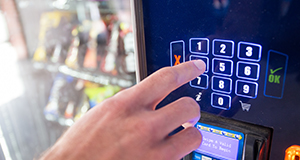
[174,55,182,66]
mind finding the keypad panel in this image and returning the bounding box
[170,38,262,111]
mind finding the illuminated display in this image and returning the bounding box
[193,123,244,160]
[169,38,268,111]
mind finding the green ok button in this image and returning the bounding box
[264,50,288,99]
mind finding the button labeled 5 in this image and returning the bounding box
[213,58,233,76]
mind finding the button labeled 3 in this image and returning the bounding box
[238,42,262,62]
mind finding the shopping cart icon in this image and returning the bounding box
[239,101,251,112]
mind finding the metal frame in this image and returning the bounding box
[131,0,148,83]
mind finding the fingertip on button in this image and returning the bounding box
[193,60,206,72]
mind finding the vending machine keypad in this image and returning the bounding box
[170,38,263,110]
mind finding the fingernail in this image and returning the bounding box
[193,60,205,71]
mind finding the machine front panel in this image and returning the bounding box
[136,0,300,159]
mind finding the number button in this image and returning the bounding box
[235,80,258,98]
[236,62,260,80]
[170,40,185,66]
[213,39,234,58]
[211,93,231,110]
[190,74,209,89]
[212,58,233,76]
[238,42,262,62]
[190,55,209,73]
[189,38,209,55]
[212,76,232,94]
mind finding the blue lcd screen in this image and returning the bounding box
[193,123,244,160]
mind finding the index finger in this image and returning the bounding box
[131,60,206,109]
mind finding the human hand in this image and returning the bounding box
[40,60,206,160]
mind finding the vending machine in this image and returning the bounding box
[132,0,300,159]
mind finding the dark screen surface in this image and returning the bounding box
[140,0,300,159]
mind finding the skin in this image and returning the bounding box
[40,60,205,160]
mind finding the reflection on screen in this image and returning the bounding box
[193,123,244,160]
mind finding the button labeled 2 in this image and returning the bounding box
[190,74,209,89]
[211,93,231,110]
[238,42,262,62]
[212,76,232,94]
[236,62,260,80]
[213,39,234,58]
[235,80,258,99]
[170,40,185,66]
[213,58,233,76]
[189,38,209,55]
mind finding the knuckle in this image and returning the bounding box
[133,117,157,140]
[180,97,200,115]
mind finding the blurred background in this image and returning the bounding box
[0,0,135,159]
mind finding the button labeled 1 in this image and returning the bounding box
[212,76,232,94]
[236,62,260,80]
[211,93,231,110]
[190,55,209,73]
[170,40,185,66]
[189,38,209,55]
[238,42,262,62]
[213,39,234,58]
[235,80,258,99]
[213,58,233,76]
[190,74,209,89]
